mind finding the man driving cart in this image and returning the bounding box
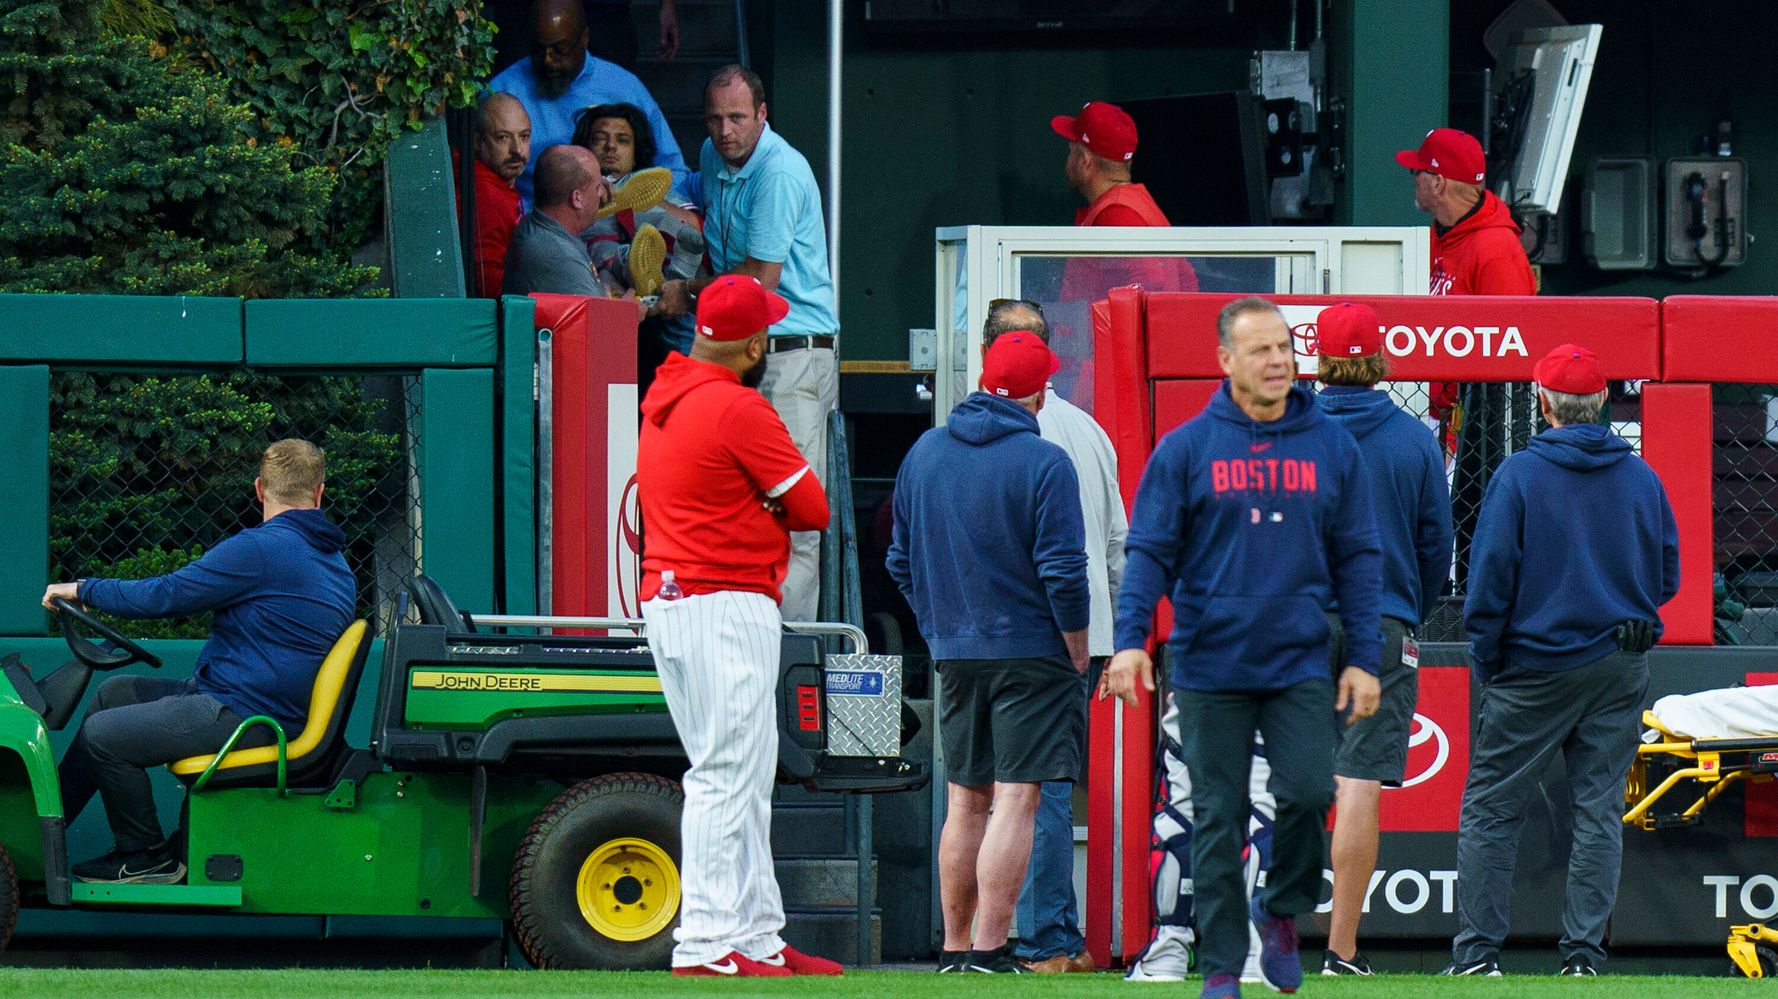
[41,439,354,885]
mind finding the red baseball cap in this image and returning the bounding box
[1534,343,1606,395]
[980,331,1059,400]
[1051,101,1138,163]
[695,275,790,342]
[1316,302,1383,358]
[1394,127,1486,185]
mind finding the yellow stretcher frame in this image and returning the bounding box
[1623,710,1778,830]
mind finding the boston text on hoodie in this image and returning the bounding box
[1114,383,1384,692]
[887,393,1089,661]
[1464,422,1678,678]
[79,507,355,726]
[1316,385,1454,625]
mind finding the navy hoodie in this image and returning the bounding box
[887,393,1089,660]
[1465,423,1678,677]
[1317,386,1454,625]
[1115,383,1384,691]
[80,508,357,725]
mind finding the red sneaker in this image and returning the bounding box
[672,951,793,977]
[759,944,844,975]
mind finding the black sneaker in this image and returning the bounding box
[1559,954,1597,977]
[963,944,1028,973]
[937,949,968,973]
[1322,949,1373,975]
[72,846,185,885]
[1440,957,1502,977]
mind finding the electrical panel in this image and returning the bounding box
[1664,157,1747,270]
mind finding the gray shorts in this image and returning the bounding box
[936,654,1085,787]
[1327,614,1418,785]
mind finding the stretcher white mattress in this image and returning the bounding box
[1645,685,1778,742]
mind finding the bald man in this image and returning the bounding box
[503,144,613,297]
[488,0,688,203]
[462,93,531,297]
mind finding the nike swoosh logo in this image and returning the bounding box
[120,864,165,877]
[757,954,786,967]
[707,960,739,975]
[1250,442,1272,453]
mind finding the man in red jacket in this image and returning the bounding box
[636,274,839,978]
[463,93,531,297]
[1397,127,1535,296]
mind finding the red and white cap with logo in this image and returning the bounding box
[696,275,790,342]
[980,331,1059,399]
[1051,101,1138,163]
[1394,127,1486,185]
[1315,302,1383,357]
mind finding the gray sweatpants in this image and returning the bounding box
[1451,650,1649,966]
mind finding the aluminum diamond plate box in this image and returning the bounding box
[823,654,902,757]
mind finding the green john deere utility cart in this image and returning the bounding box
[0,576,923,968]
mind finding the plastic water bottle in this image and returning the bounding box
[657,570,684,601]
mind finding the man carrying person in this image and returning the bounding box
[1104,296,1382,999]
[1313,302,1454,975]
[1446,343,1677,978]
[980,301,1125,974]
[888,331,1090,974]
[45,439,355,884]
[489,0,689,202]
[636,274,840,977]
[657,65,838,624]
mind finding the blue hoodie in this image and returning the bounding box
[80,508,357,725]
[1465,423,1678,678]
[887,393,1089,660]
[1115,383,1384,692]
[1316,386,1454,625]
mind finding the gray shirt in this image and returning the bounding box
[503,210,599,297]
[1038,387,1127,657]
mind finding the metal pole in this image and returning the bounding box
[536,330,554,618]
[826,0,843,314]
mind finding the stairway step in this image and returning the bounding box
[771,801,848,855]
[775,857,875,908]
[782,910,881,966]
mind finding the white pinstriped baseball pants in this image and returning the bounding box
[642,589,788,966]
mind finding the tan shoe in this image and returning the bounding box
[597,166,672,219]
[1019,949,1096,973]
[629,224,667,296]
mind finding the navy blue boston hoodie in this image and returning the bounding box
[887,393,1089,660]
[1316,386,1454,625]
[1115,383,1384,691]
[1465,422,1678,678]
[80,508,357,725]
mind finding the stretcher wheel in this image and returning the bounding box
[1758,946,1778,979]
[510,772,685,969]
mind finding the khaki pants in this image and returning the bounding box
[758,344,836,622]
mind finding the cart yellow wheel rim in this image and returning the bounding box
[576,837,679,941]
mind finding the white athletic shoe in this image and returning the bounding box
[1125,929,1192,983]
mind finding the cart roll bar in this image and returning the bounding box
[192,715,289,796]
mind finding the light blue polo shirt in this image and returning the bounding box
[488,56,689,205]
[698,124,838,336]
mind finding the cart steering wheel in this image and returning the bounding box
[51,597,161,670]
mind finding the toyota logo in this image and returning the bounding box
[1399,712,1450,788]
[1290,322,1321,357]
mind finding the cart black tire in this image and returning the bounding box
[0,842,16,952]
[510,772,684,970]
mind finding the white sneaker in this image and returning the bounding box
[1125,929,1192,983]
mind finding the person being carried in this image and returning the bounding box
[45,439,355,884]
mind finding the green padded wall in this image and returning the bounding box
[419,368,496,614]
[385,116,468,299]
[498,295,538,616]
[244,299,498,368]
[0,295,241,364]
[0,366,49,635]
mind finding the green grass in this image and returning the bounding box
[0,969,1766,998]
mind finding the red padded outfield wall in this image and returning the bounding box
[1083,288,1732,963]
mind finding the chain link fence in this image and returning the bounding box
[1711,384,1778,645]
[49,371,422,637]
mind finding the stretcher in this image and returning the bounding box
[1622,687,1778,830]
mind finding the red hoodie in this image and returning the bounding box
[637,352,829,604]
[1429,190,1536,296]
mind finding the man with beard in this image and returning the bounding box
[636,274,840,977]
[489,0,688,203]
[462,93,531,298]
